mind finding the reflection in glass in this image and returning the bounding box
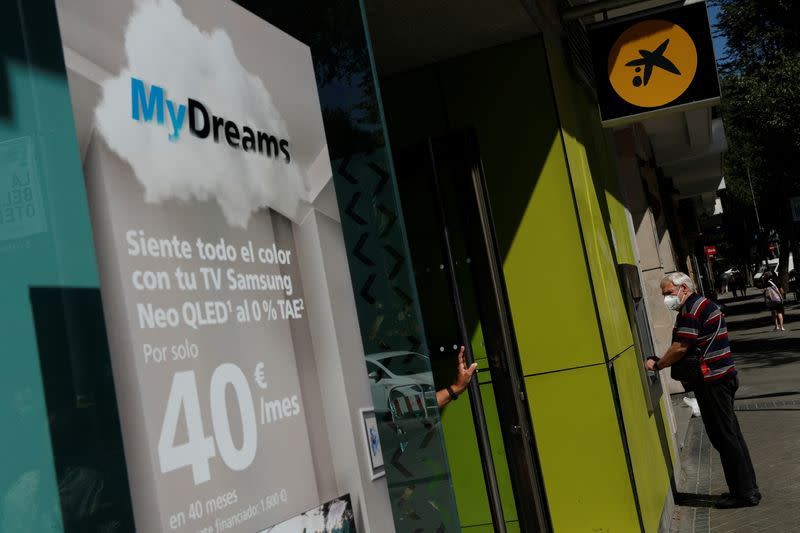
[234,2,462,530]
[30,288,135,532]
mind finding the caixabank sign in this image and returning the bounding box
[589,1,720,127]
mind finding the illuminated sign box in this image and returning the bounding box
[588,1,720,127]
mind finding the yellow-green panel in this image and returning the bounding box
[437,39,604,374]
[463,522,520,532]
[462,525,494,533]
[480,383,518,522]
[440,381,518,527]
[613,349,670,532]
[440,387,491,526]
[602,137,637,266]
[545,41,634,359]
[526,365,640,533]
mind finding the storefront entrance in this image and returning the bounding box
[393,129,551,532]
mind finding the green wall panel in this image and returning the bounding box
[612,349,670,531]
[479,383,518,523]
[602,135,637,267]
[462,522,520,533]
[544,41,669,531]
[439,379,517,528]
[545,42,634,360]
[439,390,491,526]
[436,39,605,375]
[381,40,605,376]
[381,36,672,532]
[525,366,640,533]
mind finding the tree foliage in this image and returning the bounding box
[712,0,800,280]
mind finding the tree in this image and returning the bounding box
[712,0,800,288]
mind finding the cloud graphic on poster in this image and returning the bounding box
[94,0,309,227]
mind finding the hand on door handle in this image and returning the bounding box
[436,346,478,408]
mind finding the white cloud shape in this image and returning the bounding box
[95,0,310,227]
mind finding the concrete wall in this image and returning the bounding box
[614,126,685,396]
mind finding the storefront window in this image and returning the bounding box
[1,0,458,532]
[239,3,461,530]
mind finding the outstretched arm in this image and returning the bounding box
[646,341,690,371]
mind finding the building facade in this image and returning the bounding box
[1,1,723,532]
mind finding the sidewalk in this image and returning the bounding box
[669,291,800,533]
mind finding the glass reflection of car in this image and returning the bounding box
[365,351,436,419]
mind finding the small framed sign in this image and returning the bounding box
[359,408,385,480]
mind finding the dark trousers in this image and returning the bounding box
[694,375,759,497]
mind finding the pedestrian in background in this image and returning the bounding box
[730,274,740,299]
[738,272,748,297]
[647,272,760,508]
[763,272,785,331]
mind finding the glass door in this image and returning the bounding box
[393,128,551,533]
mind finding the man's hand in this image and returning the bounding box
[645,358,659,371]
[436,346,478,408]
[452,346,478,394]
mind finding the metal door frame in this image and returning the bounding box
[416,129,553,533]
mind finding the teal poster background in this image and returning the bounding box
[0,1,100,531]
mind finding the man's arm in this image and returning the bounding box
[646,341,690,371]
[437,346,478,408]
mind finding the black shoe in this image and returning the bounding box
[714,495,760,509]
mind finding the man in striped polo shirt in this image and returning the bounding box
[645,272,760,508]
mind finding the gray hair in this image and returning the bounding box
[661,272,696,292]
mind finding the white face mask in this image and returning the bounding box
[664,294,682,311]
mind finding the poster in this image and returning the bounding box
[259,494,355,533]
[55,0,337,530]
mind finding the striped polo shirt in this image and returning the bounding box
[673,293,736,382]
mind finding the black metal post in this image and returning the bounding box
[425,139,507,533]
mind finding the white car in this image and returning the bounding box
[365,351,436,419]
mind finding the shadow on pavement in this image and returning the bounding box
[674,492,717,508]
[733,408,800,412]
[718,295,799,318]
[729,338,800,364]
[736,391,800,400]
[725,315,784,330]
[732,351,800,370]
[720,301,768,317]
